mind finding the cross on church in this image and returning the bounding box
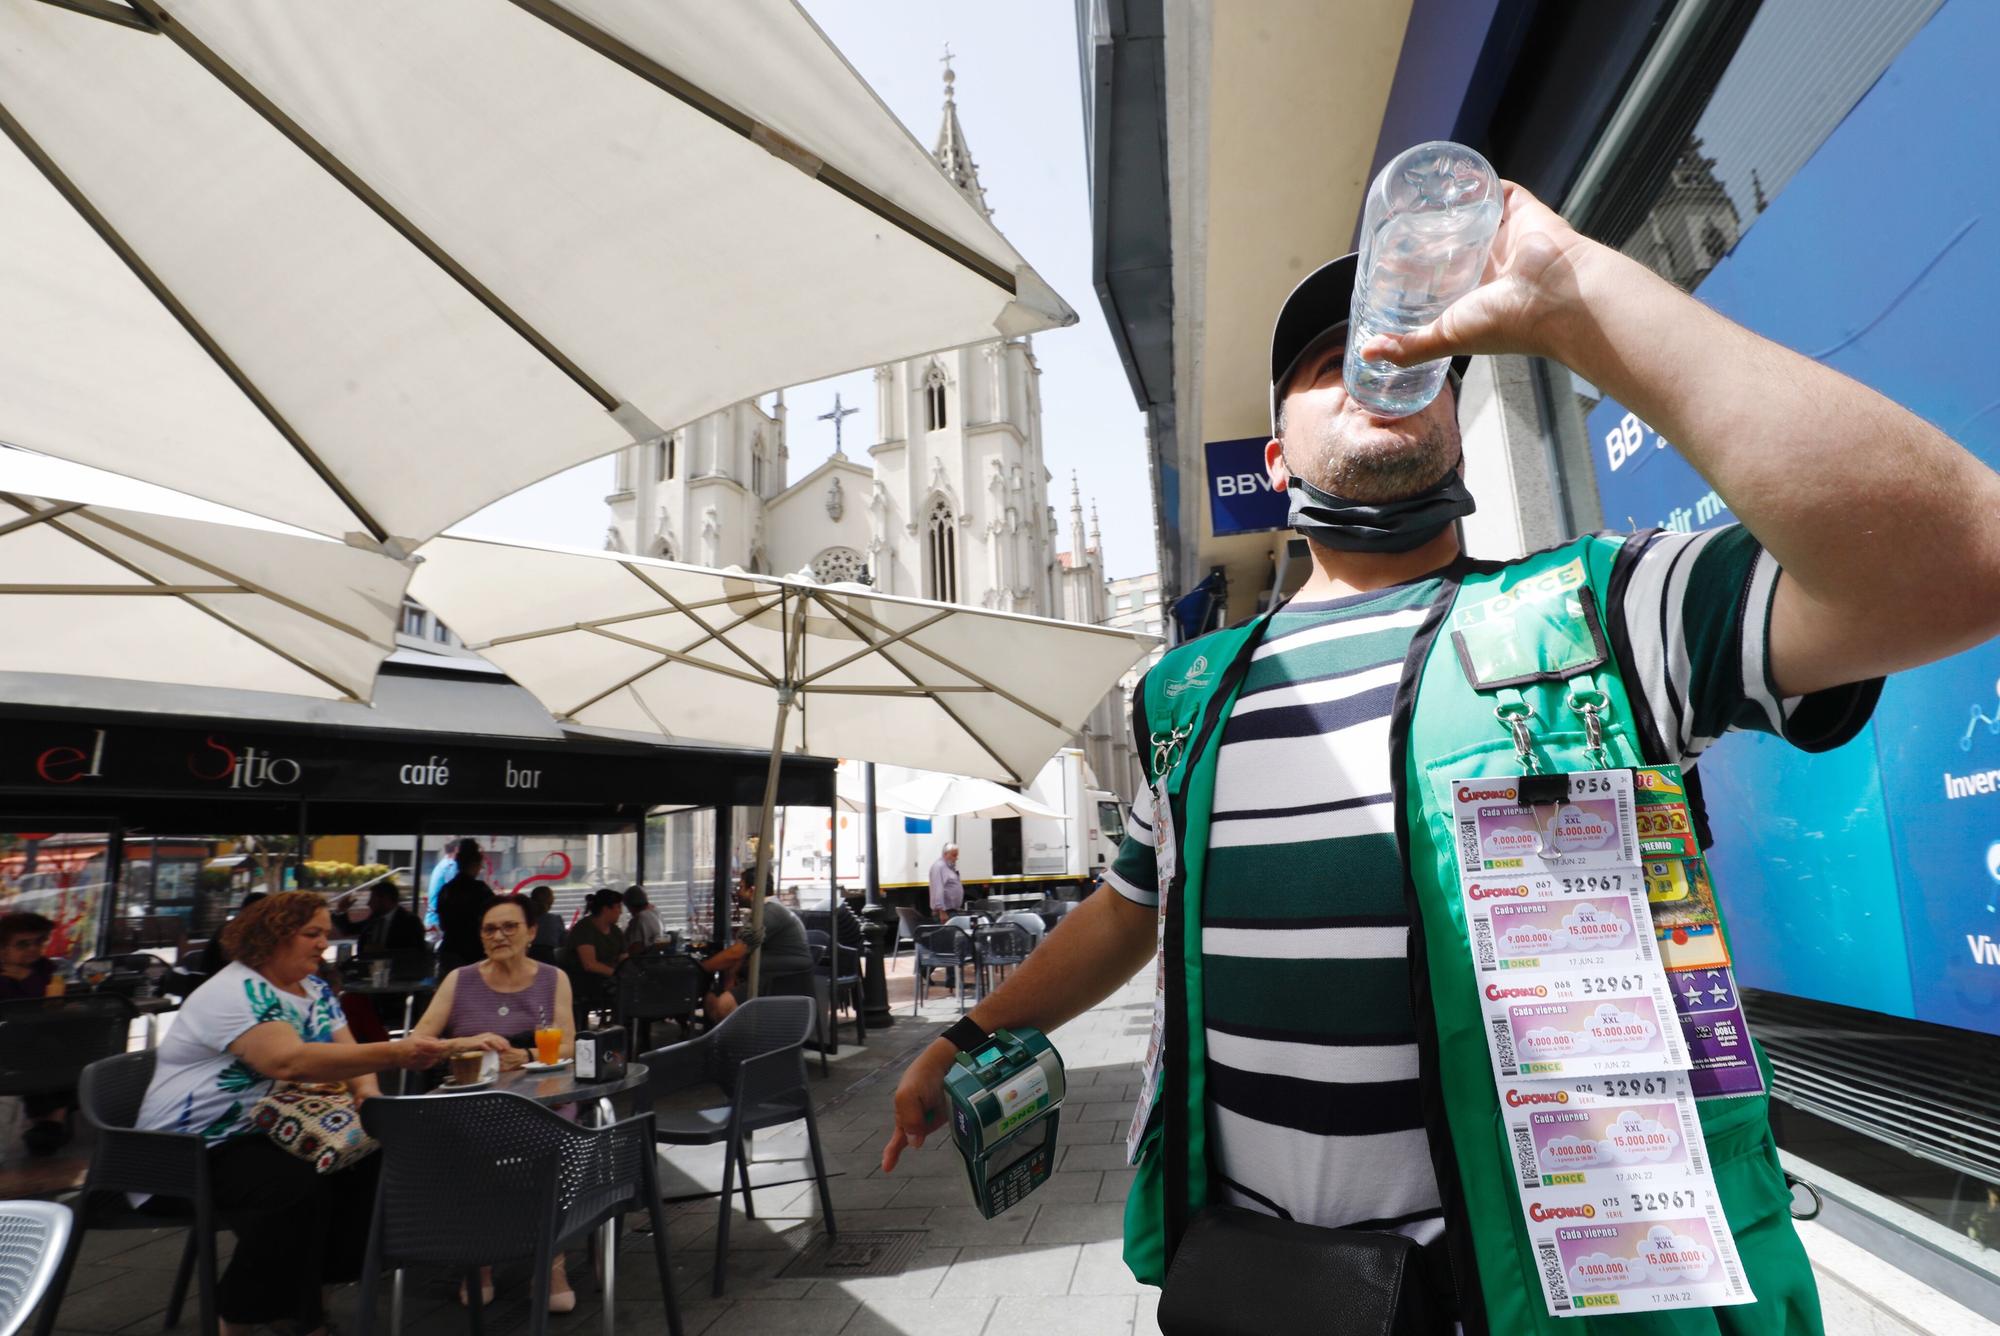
[818,393,860,456]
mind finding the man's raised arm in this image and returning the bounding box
[1369,182,2000,699]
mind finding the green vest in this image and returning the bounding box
[1123,535,1822,1335]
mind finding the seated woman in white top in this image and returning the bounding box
[138,892,489,1336]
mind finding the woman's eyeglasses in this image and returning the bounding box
[480,922,526,938]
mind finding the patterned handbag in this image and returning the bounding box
[249,1082,378,1174]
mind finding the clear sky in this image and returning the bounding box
[458,0,1157,580]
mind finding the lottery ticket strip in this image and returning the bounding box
[1453,766,1757,1317]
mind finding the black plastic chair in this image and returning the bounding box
[35,1050,218,1336]
[888,906,924,970]
[912,925,975,1015]
[640,996,832,1297]
[803,931,865,1055]
[0,995,137,1101]
[615,952,705,1052]
[974,924,1033,1000]
[356,1092,679,1336]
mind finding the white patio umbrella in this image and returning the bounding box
[878,774,1070,822]
[409,534,1153,987]
[0,446,409,700]
[0,0,1074,550]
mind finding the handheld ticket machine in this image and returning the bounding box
[940,1022,1066,1218]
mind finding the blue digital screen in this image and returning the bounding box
[1583,0,2000,1035]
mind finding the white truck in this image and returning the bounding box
[777,748,1126,909]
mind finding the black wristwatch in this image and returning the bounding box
[942,1016,991,1054]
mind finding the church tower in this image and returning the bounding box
[856,55,1058,616]
[599,50,1130,795]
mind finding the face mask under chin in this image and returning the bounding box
[1284,467,1477,553]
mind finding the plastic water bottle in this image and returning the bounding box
[1343,141,1502,418]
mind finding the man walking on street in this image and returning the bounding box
[880,180,2000,1333]
[927,844,964,923]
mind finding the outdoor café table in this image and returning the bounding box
[421,1061,650,1336]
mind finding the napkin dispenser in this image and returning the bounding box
[574,1027,627,1080]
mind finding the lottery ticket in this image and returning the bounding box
[1488,985,1690,1080]
[1499,1075,1711,1191]
[1525,1184,1754,1316]
[1632,766,1701,860]
[1668,966,1766,1100]
[1462,874,1655,974]
[1452,770,1637,878]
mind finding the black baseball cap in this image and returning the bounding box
[1269,252,1471,432]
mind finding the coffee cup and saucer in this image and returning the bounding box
[442,1049,500,1090]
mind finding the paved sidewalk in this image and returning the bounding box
[35,962,1997,1336]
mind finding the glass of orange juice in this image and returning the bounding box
[535,1026,562,1066]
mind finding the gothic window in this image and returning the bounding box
[751,438,766,496]
[656,435,676,482]
[924,363,949,432]
[924,497,958,603]
[811,546,866,584]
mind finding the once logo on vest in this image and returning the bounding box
[1164,654,1213,699]
[1453,558,1586,630]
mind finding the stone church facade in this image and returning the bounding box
[604,65,1134,800]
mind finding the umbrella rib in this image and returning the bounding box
[29,0,154,33]
[507,0,1018,298]
[830,598,1071,732]
[0,98,391,546]
[124,0,622,420]
[806,591,1023,784]
[14,500,363,699]
[52,503,389,646]
[0,584,238,595]
[798,608,955,685]
[0,500,85,539]
[581,626,770,688]
[557,617,771,719]
[619,563,777,685]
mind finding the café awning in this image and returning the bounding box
[0,0,1074,549]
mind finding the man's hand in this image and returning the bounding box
[881,1041,956,1172]
[1358,181,1593,368]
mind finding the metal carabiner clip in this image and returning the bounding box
[1567,689,1611,769]
[1494,702,1541,775]
[1151,723,1192,778]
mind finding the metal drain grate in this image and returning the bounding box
[777,1229,928,1279]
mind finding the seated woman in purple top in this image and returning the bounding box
[411,895,577,1310]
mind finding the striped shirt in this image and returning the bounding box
[1105,527,1876,1240]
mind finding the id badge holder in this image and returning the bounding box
[1452,583,1614,776]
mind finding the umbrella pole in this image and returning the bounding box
[748,594,808,998]
[746,685,789,1000]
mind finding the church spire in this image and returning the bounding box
[1069,473,1086,561]
[1089,502,1102,554]
[934,46,992,219]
